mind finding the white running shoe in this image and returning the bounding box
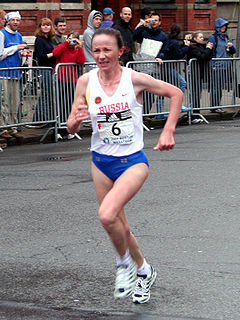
[132,266,157,304]
[114,262,137,299]
[191,118,204,124]
[66,134,75,140]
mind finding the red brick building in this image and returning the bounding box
[1,0,216,36]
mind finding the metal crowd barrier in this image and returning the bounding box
[0,66,57,142]
[188,58,240,122]
[1,58,240,144]
[54,63,83,126]
[126,60,190,122]
[83,61,98,72]
[54,62,95,139]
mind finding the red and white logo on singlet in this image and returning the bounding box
[95,96,102,104]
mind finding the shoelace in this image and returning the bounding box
[135,278,148,291]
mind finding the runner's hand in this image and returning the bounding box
[154,131,175,151]
[74,100,89,122]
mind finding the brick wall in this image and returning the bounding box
[3,0,217,38]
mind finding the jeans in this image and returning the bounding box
[33,69,53,122]
[210,68,230,107]
[157,69,186,113]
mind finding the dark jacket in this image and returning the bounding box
[34,35,55,67]
[133,24,167,59]
[113,18,134,65]
[187,40,212,62]
[162,36,189,60]
[187,40,213,79]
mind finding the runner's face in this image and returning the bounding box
[92,34,124,70]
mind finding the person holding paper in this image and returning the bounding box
[133,12,167,61]
[133,13,167,117]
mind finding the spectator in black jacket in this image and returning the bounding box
[33,18,56,122]
[112,7,134,65]
[187,32,213,123]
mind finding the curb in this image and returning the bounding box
[2,111,239,148]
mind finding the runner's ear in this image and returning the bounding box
[119,46,125,57]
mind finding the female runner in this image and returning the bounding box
[67,28,183,304]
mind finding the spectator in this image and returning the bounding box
[187,32,213,124]
[0,11,28,141]
[112,7,134,65]
[51,17,67,48]
[135,7,154,30]
[0,9,6,61]
[133,13,167,117]
[156,23,190,115]
[133,7,153,58]
[133,12,167,61]
[53,31,85,138]
[208,18,236,113]
[33,18,56,122]
[83,10,103,62]
[0,9,6,150]
[101,7,114,28]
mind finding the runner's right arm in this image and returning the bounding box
[67,73,90,134]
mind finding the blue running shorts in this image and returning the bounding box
[92,150,149,181]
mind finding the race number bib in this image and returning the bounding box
[97,109,135,144]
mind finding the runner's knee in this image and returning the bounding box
[98,206,116,227]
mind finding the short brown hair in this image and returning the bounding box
[54,16,66,26]
[34,18,56,38]
[67,31,79,39]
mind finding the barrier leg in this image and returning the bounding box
[74,133,82,140]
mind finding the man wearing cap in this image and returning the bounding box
[101,7,114,28]
[83,10,103,62]
[0,11,28,140]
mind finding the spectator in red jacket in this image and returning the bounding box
[53,31,85,138]
[53,31,85,82]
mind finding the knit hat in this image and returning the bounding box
[103,8,115,15]
[6,11,21,21]
[93,11,103,20]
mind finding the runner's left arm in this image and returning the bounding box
[132,71,183,151]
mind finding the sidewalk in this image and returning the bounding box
[1,109,239,148]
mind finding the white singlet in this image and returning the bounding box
[87,67,144,156]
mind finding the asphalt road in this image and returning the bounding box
[0,119,240,320]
